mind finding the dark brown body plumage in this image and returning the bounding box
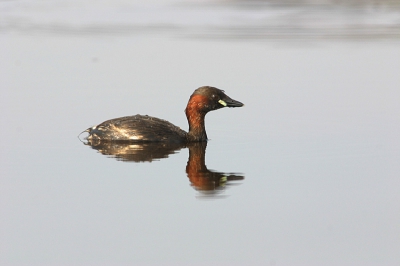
[87,115,187,143]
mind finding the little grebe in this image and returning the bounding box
[83,86,243,142]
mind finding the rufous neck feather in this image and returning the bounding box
[185,94,208,141]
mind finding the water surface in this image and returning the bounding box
[1,1,400,265]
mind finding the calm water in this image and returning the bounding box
[1,1,400,266]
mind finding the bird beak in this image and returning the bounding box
[219,95,244,108]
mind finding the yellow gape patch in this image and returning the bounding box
[218,100,227,106]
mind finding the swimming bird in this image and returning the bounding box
[83,86,243,142]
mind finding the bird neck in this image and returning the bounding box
[185,94,208,142]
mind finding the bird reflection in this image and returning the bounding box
[84,140,244,196]
[185,142,244,196]
[84,139,185,162]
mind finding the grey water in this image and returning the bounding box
[1,1,400,265]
